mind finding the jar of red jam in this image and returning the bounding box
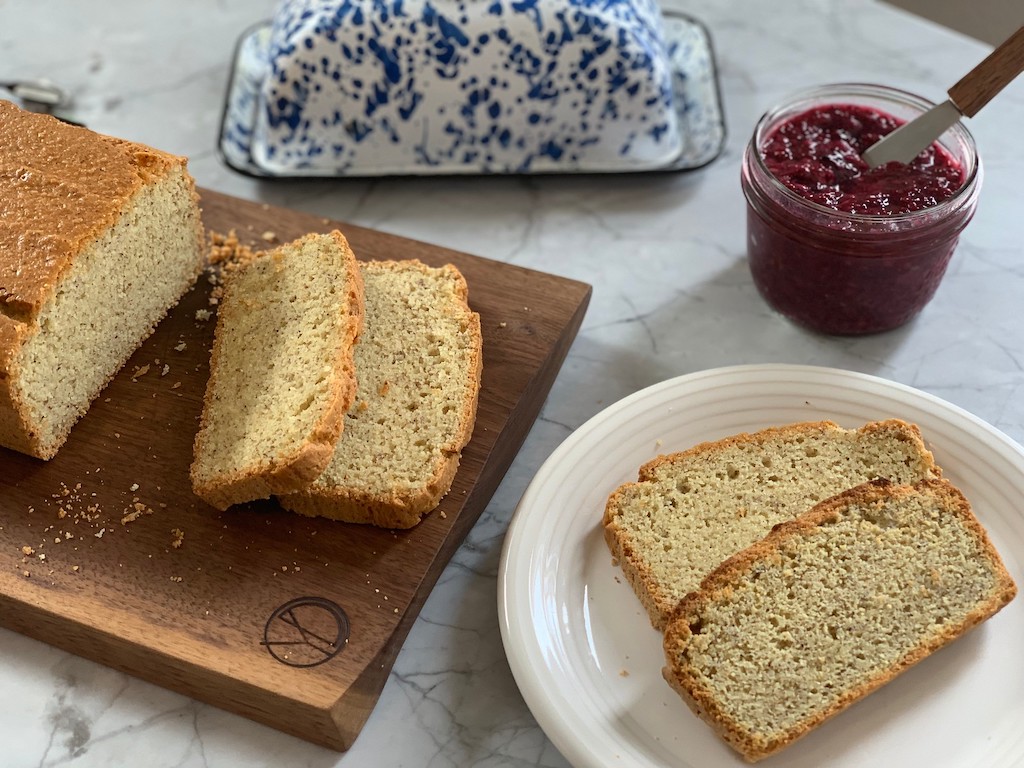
[742,83,981,335]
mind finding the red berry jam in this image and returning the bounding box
[742,85,980,335]
[762,105,965,215]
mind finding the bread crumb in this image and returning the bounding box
[72,565,80,572]
[22,570,30,578]
[20,545,34,556]
[94,528,106,538]
[499,322,507,328]
[174,341,187,352]
[195,309,212,322]
[131,364,151,381]
[130,483,139,492]
[439,511,447,519]
[171,528,184,549]
[161,364,170,377]
[121,504,152,524]
[170,576,183,583]
[209,229,256,265]
[172,382,181,390]
[261,230,278,242]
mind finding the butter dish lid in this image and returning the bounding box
[218,5,725,178]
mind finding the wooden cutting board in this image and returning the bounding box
[0,189,590,750]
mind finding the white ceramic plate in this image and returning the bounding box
[498,364,1024,768]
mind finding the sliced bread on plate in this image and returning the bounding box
[604,420,939,628]
[662,478,1017,762]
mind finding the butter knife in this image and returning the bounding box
[863,25,1024,169]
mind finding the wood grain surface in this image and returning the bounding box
[949,24,1024,116]
[0,189,591,750]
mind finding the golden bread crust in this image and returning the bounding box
[0,101,181,320]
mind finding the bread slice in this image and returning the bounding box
[662,478,1017,763]
[0,101,205,459]
[281,259,482,528]
[604,420,939,629]
[190,231,364,510]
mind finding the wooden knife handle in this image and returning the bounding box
[948,25,1024,117]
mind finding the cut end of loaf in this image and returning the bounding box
[662,478,1017,762]
[190,230,363,510]
[4,163,204,459]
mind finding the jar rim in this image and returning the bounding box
[750,82,981,223]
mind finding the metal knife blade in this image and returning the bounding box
[861,99,962,169]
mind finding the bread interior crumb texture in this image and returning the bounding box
[607,422,937,624]
[15,166,202,455]
[194,236,354,478]
[315,261,476,495]
[681,490,1007,738]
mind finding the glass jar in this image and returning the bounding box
[741,83,981,335]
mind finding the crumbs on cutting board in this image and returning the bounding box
[14,479,181,580]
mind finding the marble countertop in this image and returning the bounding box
[3,1,1023,766]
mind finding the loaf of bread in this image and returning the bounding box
[0,101,205,459]
[281,259,482,528]
[662,478,1017,762]
[190,231,364,510]
[604,420,939,629]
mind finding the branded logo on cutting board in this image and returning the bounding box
[261,596,351,668]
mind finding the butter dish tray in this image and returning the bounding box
[217,7,725,178]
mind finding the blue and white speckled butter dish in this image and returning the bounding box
[218,1,725,177]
